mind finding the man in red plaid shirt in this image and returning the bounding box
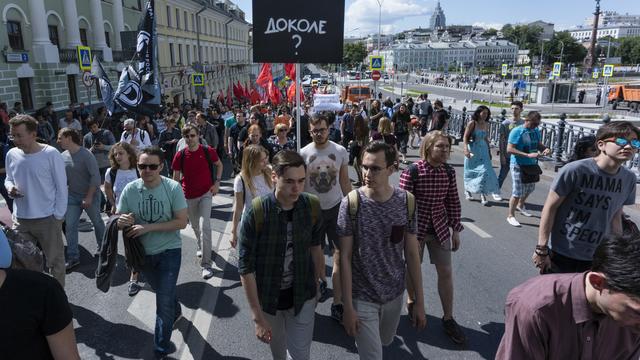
[399,130,467,344]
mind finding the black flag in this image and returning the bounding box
[113,0,161,115]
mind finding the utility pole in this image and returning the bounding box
[583,0,601,75]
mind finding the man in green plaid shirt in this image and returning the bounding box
[238,150,326,360]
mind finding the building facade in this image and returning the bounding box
[569,24,640,41]
[155,0,251,106]
[0,0,142,112]
[429,1,446,31]
[527,20,554,41]
[586,11,640,27]
[379,39,518,72]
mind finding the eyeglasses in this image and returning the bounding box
[604,137,640,149]
[183,134,198,138]
[362,164,389,174]
[310,128,328,135]
[138,164,160,170]
[277,128,288,132]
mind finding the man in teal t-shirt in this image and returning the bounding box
[117,147,187,357]
[506,111,550,227]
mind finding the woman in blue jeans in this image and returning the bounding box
[57,128,106,271]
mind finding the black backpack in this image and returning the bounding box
[109,167,140,186]
[179,145,216,183]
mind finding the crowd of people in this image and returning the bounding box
[1,91,640,360]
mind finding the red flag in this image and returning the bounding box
[287,83,304,103]
[244,82,251,99]
[226,85,233,107]
[268,82,281,104]
[250,87,261,104]
[256,63,273,88]
[218,89,224,103]
[233,82,243,100]
[284,63,296,81]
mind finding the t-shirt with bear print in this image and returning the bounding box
[300,140,349,210]
[336,187,418,305]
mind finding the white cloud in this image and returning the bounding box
[345,0,430,36]
[472,22,505,30]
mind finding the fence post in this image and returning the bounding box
[602,114,611,124]
[501,109,507,122]
[460,106,467,141]
[554,113,567,170]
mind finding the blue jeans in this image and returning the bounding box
[140,248,182,354]
[65,192,105,262]
[497,162,510,189]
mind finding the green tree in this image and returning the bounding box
[342,42,367,69]
[501,24,543,51]
[619,37,640,64]
[546,31,587,66]
[482,28,498,37]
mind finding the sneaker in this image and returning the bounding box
[128,281,142,296]
[442,317,467,344]
[330,303,344,323]
[196,250,202,258]
[492,193,503,201]
[506,216,521,227]
[517,206,533,217]
[480,194,489,206]
[464,191,473,200]
[65,260,80,272]
[201,267,215,280]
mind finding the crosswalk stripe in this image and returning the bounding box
[461,221,492,238]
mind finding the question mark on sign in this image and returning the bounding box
[292,34,302,55]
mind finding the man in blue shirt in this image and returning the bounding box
[506,111,550,227]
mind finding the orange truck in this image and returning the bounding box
[608,84,640,112]
[341,85,372,104]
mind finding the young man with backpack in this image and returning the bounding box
[120,118,151,151]
[399,131,467,344]
[172,124,223,280]
[238,150,325,360]
[338,141,426,359]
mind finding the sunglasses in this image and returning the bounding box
[604,137,640,149]
[138,164,160,170]
[183,134,198,138]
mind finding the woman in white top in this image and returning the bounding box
[231,145,273,248]
[103,142,143,297]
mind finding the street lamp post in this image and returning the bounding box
[195,5,206,104]
[376,0,383,54]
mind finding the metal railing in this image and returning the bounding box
[58,48,103,63]
[444,108,640,174]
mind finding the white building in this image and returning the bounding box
[569,24,640,40]
[586,11,640,27]
[379,39,518,71]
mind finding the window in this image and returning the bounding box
[48,25,59,46]
[18,78,33,111]
[169,43,175,66]
[186,44,191,64]
[191,14,195,32]
[175,9,180,29]
[166,6,172,27]
[184,11,188,31]
[7,21,24,50]
[80,29,88,46]
[105,32,111,48]
[67,75,77,104]
[178,44,183,64]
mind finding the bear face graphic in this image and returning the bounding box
[308,153,338,194]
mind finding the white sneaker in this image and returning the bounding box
[492,193,503,201]
[480,194,489,206]
[202,267,215,280]
[464,191,473,200]
[507,216,521,227]
[196,250,202,258]
[517,206,533,217]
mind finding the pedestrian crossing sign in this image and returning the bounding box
[77,46,92,71]
[552,62,562,77]
[191,73,204,86]
[603,64,614,77]
[523,66,531,76]
[592,69,599,79]
[369,56,384,71]
[501,64,508,76]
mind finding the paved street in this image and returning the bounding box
[62,143,640,360]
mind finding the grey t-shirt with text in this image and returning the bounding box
[550,158,636,260]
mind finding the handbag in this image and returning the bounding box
[0,220,45,272]
[520,164,542,183]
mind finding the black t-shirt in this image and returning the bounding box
[0,269,73,360]
[229,122,249,152]
[277,210,295,310]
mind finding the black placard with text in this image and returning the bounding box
[252,0,345,63]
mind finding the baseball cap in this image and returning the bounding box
[0,231,11,269]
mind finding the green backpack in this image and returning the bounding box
[251,194,321,234]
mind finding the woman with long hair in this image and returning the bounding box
[231,145,274,248]
[267,123,295,155]
[351,114,369,186]
[104,142,143,296]
[391,103,411,164]
[372,117,399,167]
[462,105,499,205]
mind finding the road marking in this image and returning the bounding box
[461,221,492,238]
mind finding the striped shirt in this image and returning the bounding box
[399,160,464,249]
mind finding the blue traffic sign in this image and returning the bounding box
[369,56,384,71]
[77,46,92,71]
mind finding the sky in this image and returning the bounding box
[233,0,639,37]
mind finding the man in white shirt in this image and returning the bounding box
[5,115,68,286]
[120,118,152,150]
[58,109,82,133]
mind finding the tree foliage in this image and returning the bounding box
[501,24,543,51]
[481,28,498,37]
[619,37,640,64]
[343,42,367,69]
[545,31,587,66]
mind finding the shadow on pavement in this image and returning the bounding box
[175,317,251,360]
[312,313,358,353]
[177,281,241,319]
[72,303,154,359]
[68,248,128,288]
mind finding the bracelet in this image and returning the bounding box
[535,245,549,256]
